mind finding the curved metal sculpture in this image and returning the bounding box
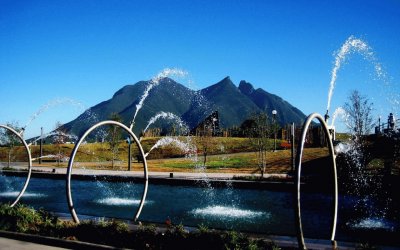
[66,120,148,223]
[294,113,338,249]
[0,124,32,207]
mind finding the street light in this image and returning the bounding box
[126,136,132,171]
[272,110,277,152]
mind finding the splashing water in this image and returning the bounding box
[96,197,148,206]
[142,111,189,137]
[0,191,46,198]
[330,107,348,127]
[192,205,268,219]
[347,218,394,231]
[326,36,385,113]
[145,137,196,158]
[130,68,188,129]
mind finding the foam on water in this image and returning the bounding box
[348,217,394,231]
[191,205,267,218]
[0,191,46,198]
[96,197,151,206]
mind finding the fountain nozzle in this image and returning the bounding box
[129,121,135,131]
[324,110,330,123]
[19,127,26,137]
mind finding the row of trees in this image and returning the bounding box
[1,90,378,176]
[0,122,22,168]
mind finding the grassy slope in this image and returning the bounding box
[2,137,332,175]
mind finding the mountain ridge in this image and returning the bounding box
[63,76,306,137]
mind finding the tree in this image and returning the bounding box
[0,122,22,167]
[338,90,375,192]
[107,113,122,169]
[344,90,374,141]
[195,124,214,168]
[194,111,219,168]
[53,121,68,166]
[244,113,273,177]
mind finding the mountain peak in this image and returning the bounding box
[216,76,233,86]
[238,80,255,95]
[202,76,236,94]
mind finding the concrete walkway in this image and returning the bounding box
[29,165,288,180]
[0,237,68,250]
[2,231,400,250]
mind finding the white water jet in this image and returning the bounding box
[28,130,78,146]
[330,107,348,127]
[142,111,189,136]
[130,68,188,129]
[144,137,195,158]
[31,154,69,162]
[23,97,87,131]
[326,36,385,113]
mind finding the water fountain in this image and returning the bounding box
[0,124,32,207]
[0,97,98,210]
[129,68,187,131]
[66,120,148,223]
[326,36,385,116]
[294,113,338,249]
[141,111,189,139]
[1,37,399,248]
[66,68,189,223]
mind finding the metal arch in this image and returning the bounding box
[294,113,338,249]
[0,124,32,207]
[66,120,149,223]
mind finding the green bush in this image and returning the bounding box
[0,203,281,249]
[0,203,60,234]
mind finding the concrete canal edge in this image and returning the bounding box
[1,169,309,192]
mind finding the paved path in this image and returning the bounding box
[0,237,68,250]
[29,165,288,180]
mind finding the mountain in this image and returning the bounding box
[196,77,261,128]
[238,80,306,125]
[63,77,306,137]
[63,78,195,136]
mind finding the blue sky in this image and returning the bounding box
[1,0,400,138]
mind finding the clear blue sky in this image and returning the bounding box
[1,0,400,138]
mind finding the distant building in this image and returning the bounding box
[378,113,399,134]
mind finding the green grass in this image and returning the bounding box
[24,136,281,162]
[335,133,351,141]
[202,156,252,169]
[163,156,251,169]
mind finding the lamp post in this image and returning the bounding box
[272,110,277,152]
[126,136,132,171]
[39,127,43,164]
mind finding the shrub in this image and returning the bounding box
[0,203,282,249]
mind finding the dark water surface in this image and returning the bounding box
[1,174,398,243]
